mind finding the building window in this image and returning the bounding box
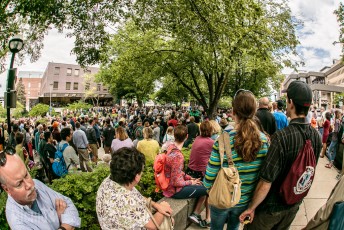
[103,87,107,92]
[53,81,58,89]
[54,67,60,75]
[28,91,30,96]
[97,84,101,91]
[75,69,79,76]
[73,82,78,90]
[28,82,31,88]
[85,83,90,90]
[67,68,72,76]
[66,82,71,90]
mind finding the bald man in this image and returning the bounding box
[0,152,81,230]
[256,97,277,136]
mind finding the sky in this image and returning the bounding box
[4,0,344,75]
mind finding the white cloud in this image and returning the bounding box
[287,0,343,72]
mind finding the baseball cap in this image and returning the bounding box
[283,80,312,107]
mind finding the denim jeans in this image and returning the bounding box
[327,140,338,162]
[172,185,207,199]
[210,204,248,230]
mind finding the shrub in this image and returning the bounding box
[0,192,9,230]
[0,149,192,229]
[50,165,110,230]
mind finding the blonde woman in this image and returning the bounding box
[163,126,175,143]
[137,127,160,162]
[111,126,134,153]
[209,120,222,141]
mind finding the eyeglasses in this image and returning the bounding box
[234,89,252,99]
[0,147,16,167]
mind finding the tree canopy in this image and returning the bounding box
[335,2,344,58]
[98,0,300,117]
[16,77,26,106]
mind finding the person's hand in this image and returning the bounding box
[156,201,173,216]
[191,178,202,185]
[55,199,67,223]
[239,208,255,224]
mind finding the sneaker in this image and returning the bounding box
[199,219,211,228]
[189,213,201,224]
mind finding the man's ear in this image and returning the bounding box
[1,183,10,194]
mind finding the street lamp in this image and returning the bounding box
[49,83,53,115]
[6,37,24,134]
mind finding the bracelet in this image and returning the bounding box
[57,227,67,230]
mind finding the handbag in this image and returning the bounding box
[146,198,174,230]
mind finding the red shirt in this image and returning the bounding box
[167,119,178,127]
[188,136,214,174]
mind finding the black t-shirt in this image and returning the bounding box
[43,143,56,163]
[102,125,115,147]
[187,122,200,139]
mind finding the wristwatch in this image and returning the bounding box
[57,227,67,230]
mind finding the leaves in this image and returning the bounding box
[16,78,26,106]
[28,103,50,117]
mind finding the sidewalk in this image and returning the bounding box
[187,157,339,230]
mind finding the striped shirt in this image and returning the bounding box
[204,130,269,207]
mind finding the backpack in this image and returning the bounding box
[279,125,316,205]
[208,132,241,209]
[153,143,176,192]
[52,143,69,178]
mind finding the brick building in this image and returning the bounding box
[17,71,43,110]
[39,62,113,107]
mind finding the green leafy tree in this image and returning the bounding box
[65,101,92,111]
[98,22,163,107]
[153,75,189,106]
[82,73,100,107]
[0,0,131,72]
[29,103,50,117]
[11,101,25,119]
[99,0,300,118]
[335,3,344,58]
[16,78,26,107]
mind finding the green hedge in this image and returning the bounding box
[0,148,192,229]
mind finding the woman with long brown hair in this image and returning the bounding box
[204,89,269,230]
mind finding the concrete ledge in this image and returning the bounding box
[159,197,197,230]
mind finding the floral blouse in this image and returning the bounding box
[96,176,150,230]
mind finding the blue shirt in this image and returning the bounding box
[6,179,81,230]
[273,111,288,130]
[94,124,101,138]
[73,129,89,149]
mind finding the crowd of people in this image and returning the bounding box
[0,80,343,229]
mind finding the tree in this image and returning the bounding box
[16,78,26,106]
[65,101,92,111]
[97,22,163,107]
[154,75,189,106]
[0,0,132,72]
[12,101,25,119]
[29,103,50,117]
[99,0,300,118]
[335,3,344,57]
[82,73,100,107]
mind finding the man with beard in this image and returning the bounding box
[0,150,81,230]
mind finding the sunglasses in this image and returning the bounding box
[0,146,16,167]
[234,89,252,99]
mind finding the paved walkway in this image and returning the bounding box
[186,157,339,230]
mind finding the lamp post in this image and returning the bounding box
[49,83,53,116]
[6,37,24,134]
